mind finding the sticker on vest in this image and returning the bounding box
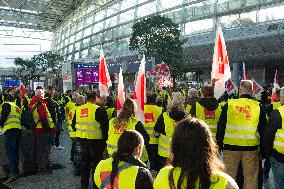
[66,107,70,114]
[204,109,215,119]
[114,123,127,134]
[68,111,73,120]
[16,106,21,113]
[80,108,88,118]
[144,113,154,123]
[101,171,119,189]
[235,105,251,120]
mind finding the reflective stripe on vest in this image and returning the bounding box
[2,102,22,133]
[75,102,102,139]
[195,102,221,137]
[144,105,163,144]
[273,105,284,154]
[158,112,177,158]
[107,117,138,155]
[94,158,139,189]
[153,166,228,189]
[224,98,260,146]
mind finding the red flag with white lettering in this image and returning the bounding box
[99,48,111,96]
[133,56,146,123]
[211,23,231,99]
[117,68,125,115]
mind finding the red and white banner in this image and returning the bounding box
[211,23,231,99]
[243,62,247,80]
[99,48,111,96]
[271,70,280,102]
[226,79,236,95]
[133,56,146,123]
[147,62,170,79]
[116,68,125,115]
[252,78,263,96]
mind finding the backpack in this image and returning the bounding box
[21,101,43,130]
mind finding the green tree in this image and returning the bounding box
[129,15,183,78]
[13,58,40,81]
[32,51,64,78]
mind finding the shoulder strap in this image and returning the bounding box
[168,168,176,189]
[100,162,133,189]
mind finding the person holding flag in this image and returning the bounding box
[271,70,280,103]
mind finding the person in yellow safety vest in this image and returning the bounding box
[14,90,23,110]
[154,92,187,170]
[30,89,56,175]
[68,95,85,165]
[186,88,200,116]
[267,89,281,118]
[154,118,238,189]
[94,130,154,189]
[71,91,109,189]
[144,92,163,172]
[216,80,267,189]
[107,99,150,161]
[264,87,284,189]
[65,99,76,121]
[0,94,22,183]
[195,85,221,140]
[105,96,116,121]
[264,88,281,178]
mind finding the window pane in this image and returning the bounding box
[137,2,157,18]
[119,9,135,24]
[184,19,213,35]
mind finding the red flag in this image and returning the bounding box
[116,68,125,115]
[271,70,280,102]
[226,79,236,95]
[243,62,247,80]
[133,56,146,122]
[252,78,263,95]
[99,48,111,96]
[211,23,231,99]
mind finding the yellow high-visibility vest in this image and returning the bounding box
[272,101,281,110]
[186,104,192,115]
[107,117,139,155]
[144,104,163,144]
[224,98,260,146]
[154,166,228,189]
[196,102,221,139]
[32,102,55,130]
[273,105,284,154]
[65,101,75,118]
[75,102,102,139]
[94,157,139,189]
[105,107,115,120]
[158,112,180,158]
[67,105,76,138]
[2,102,22,133]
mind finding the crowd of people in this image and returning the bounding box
[0,79,283,189]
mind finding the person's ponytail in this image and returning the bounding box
[110,152,121,189]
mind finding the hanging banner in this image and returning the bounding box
[62,63,72,92]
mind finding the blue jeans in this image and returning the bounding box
[271,156,284,189]
[4,129,22,175]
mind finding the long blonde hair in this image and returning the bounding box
[167,92,185,113]
[114,99,135,130]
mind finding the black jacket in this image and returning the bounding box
[72,104,109,142]
[187,97,200,117]
[264,108,284,163]
[0,102,11,126]
[44,96,61,130]
[216,94,266,156]
[154,109,186,136]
